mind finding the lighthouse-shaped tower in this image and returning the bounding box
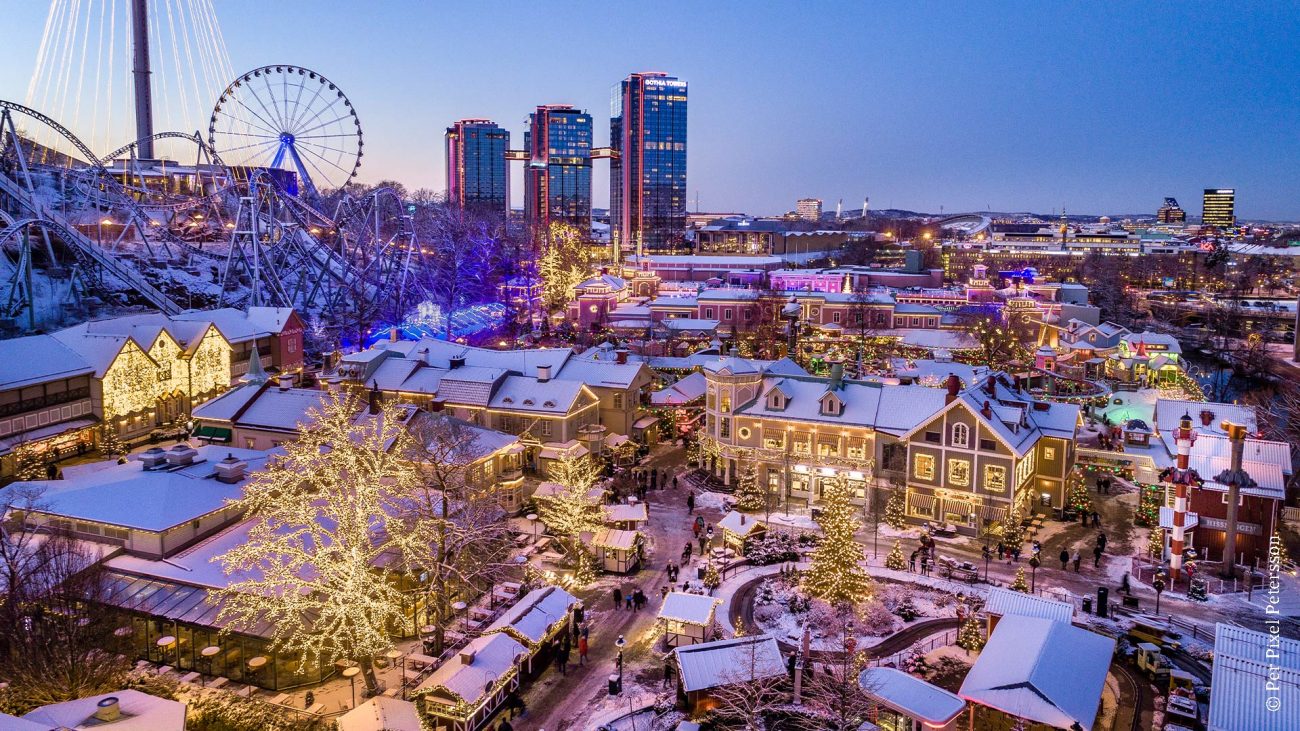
[1165,413,1202,580]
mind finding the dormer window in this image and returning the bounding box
[767,391,786,411]
[820,393,842,417]
[951,423,970,448]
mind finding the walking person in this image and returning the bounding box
[909,549,918,572]
[613,587,623,609]
[1059,549,1069,570]
[687,491,695,514]
[1093,544,1103,568]
[1091,511,1101,528]
[698,534,708,555]
[1097,531,1108,552]
[683,542,692,562]
[672,474,679,490]
[556,639,570,675]
[1071,550,1081,572]
[996,542,1005,560]
[577,635,588,665]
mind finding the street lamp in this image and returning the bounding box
[615,634,626,693]
[97,218,113,247]
[527,513,539,544]
[1029,556,1040,593]
[1153,574,1167,615]
[982,544,991,582]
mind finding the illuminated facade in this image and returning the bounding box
[796,198,823,222]
[524,105,593,231]
[1157,197,1186,224]
[1202,188,1235,229]
[611,72,688,257]
[445,119,509,216]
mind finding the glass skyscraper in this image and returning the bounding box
[444,119,509,216]
[524,105,592,232]
[1202,188,1235,229]
[611,72,688,257]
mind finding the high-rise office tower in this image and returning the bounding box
[524,105,593,232]
[611,72,688,258]
[796,198,823,222]
[445,119,509,216]
[1202,189,1235,229]
[1156,197,1186,224]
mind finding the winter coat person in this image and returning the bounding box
[1093,544,1104,567]
[578,635,589,665]
[687,492,695,513]
[1059,549,1069,570]
[1071,550,1082,572]
[613,587,623,609]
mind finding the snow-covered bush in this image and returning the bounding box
[748,530,801,566]
[893,597,920,622]
[903,648,929,675]
[754,602,786,624]
[857,600,898,636]
[187,690,326,731]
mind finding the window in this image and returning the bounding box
[833,311,842,323]
[821,395,840,416]
[704,308,715,318]
[984,465,1007,491]
[947,459,971,487]
[720,419,730,438]
[979,438,997,451]
[243,438,256,449]
[883,443,906,472]
[768,391,785,410]
[724,309,733,320]
[721,394,731,413]
[1043,446,1056,461]
[924,431,941,444]
[951,423,970,448]
[540,420,552,437]
[613,393,624,409]
[913,454,935,480]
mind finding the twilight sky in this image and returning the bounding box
[3,1,1297,219]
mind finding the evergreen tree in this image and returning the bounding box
[1002,505,1025,549]
[733,458,765,512]
[11,442,45,481]
[885,540,907,571]
[803,477,874,604]
[1010,566,1029,593]
[702,562,721,592]
[1148,528,1165,560]
[884,487,907,530]
[956,615,985,652]
[97,425,126,458]
[1187,577,1208,602]
[1136,484,1161,526]
[1067,468,1092,514]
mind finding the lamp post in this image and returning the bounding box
[1029,556,1040,593]
[982,544,991,583]
[1153,574,1166,615]
[453,600,469,635]
[615,634,626,693]
[527,513,539,543]
[342,666,360,708]
[97,218,113,248]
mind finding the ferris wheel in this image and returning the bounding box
[208,65,362,198]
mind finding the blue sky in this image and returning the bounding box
[3,1,1297,219]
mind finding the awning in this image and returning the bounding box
[979,504,1007,521]
[194,425,232,443]
[632,415,658,430]
[0,417,98,455]
[908,493,936,512]
[941,498,972,516]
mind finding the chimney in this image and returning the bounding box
[829,362,843,390]
[450,355,466,370]
[740,514,746,525]
[94,697,121,723]
[140,447,168,469]
[277,373,293,391]
[368,381,382,415]
[615,348,628,365]
[428,399,445,412]
[165,444,198,466]
[214,453,249,483]
[537,364,552,383]
[981,401,992,419]
[985,374,996,395]
[389,327,399,342]
[459,649,476,665]
[1200,409,1214,427]
[945,373,961,405]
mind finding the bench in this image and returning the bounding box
[307,702,326,716]
[157,666,173,675]
[208,677,229,689]
[271,693,291,705]
[179,672,201,684]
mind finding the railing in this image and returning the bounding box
[1283,506,1300,524]
[866,630,957,668]
[0,388,91,417]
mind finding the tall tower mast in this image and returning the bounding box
[131,0,154,158]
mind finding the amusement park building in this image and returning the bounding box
[698,356,1078,534]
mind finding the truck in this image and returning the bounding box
[1127,621,1181,650]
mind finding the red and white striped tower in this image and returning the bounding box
[1169,413,1197,580]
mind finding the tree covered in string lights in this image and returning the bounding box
[11,442,45,481]
[534,452,605,580]
[884,486,907,530]
[1001,504,1025,549]
[803,477,873,605]
[1010,566,1029,593]
[703,561,721,593]
[537,221,593,312]
[885,540,906,571]
[1147,527,1165,560]
[733,458,765,512]
[96,425,126,458]
[213,391,420,694]
[1067,468,1092,514]
[957,614,985,652]
[969,314,1025,369]
[1136,484,1162,527]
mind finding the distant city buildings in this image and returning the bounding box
[1156,196,1186,224]
[611,72,689,257]
[796,198,822,221]
[444,119,510,216]
[1202,188,1236,228]
[525,105,593,231]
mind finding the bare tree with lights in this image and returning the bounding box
[537,222,593,313]
[213,392,421,694]
[533,452,605,574]
[708,639,790,731]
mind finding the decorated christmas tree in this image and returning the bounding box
[956,615,985,652]
[97,424,126,458]
[885,540,907,571]
[571,545,598,587]
[1187,577,1208,602]
[1067,468,1092,514]
[884,487,907,530]
[11,442,45,481]
[1002,505,1025,549]
[1010,566,1029,593]
[1147,528,1165,560]
[803,477,874,604]
[1136,484,1162,527]
[733,458,765,512]
[702,561,721,592]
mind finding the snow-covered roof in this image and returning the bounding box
[603,503,648,523]
[651,372,707,406]
[858,667,966,726]
[21,689,186,730]
[718,510,763,536]
[484,585,579,647]
[556,358,649,389]
[191,382,263,422]
[1208,623,1300,731]
[983,587,1073,624]
[394,337,572,374]
[896,328,979,350]
[659,592,720,626]
[436,367,509,406]
[1154,399,1257,441]
[592,528,641,550]
[764,357,809,377]
[738,376,948,436]
[959,615,1114,730]
[1121,331,1183,354]
[12,445,275,532]
[416,632,528,704]
[0,334,94,389]
[660,318,720,332]
[0,712,47,730]
[224,387,329,432]
[489,376,590,414]
[173,306,295,342]
[337,697,422,731]
[674,634,785,693]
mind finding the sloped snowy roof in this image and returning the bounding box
[1154,399,1257,440]
[718,510,763,536]
[592,528,641,550]
[192,383,262,422]
[21,689,186,730]
[436,367,508,406]
[603,503,648,523]
[674,635,785,693]
[0,712,46,730]
[859,667,966,726]
[651,372,707,406]
[337,697,422,731]
[763,357,809,377]
[659,592,720,626]
[174,306,293,342]
[0,334,93,389]
[703,356,761,376]
[489,376,588,414]
[556,358,648,389]
[1208,623,1300,731]
[416,632,527,704]
[484,585,579,647]
[234,388,330,432]
[13,446,276,531]
[959,615,1114,730]
[983,587,1073,624]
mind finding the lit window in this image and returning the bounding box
[984,465,1007,491]
[951,423,969,448]
[913,454,935,480]
[948,459,970,487]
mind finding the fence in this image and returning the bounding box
[866,630,956,668]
